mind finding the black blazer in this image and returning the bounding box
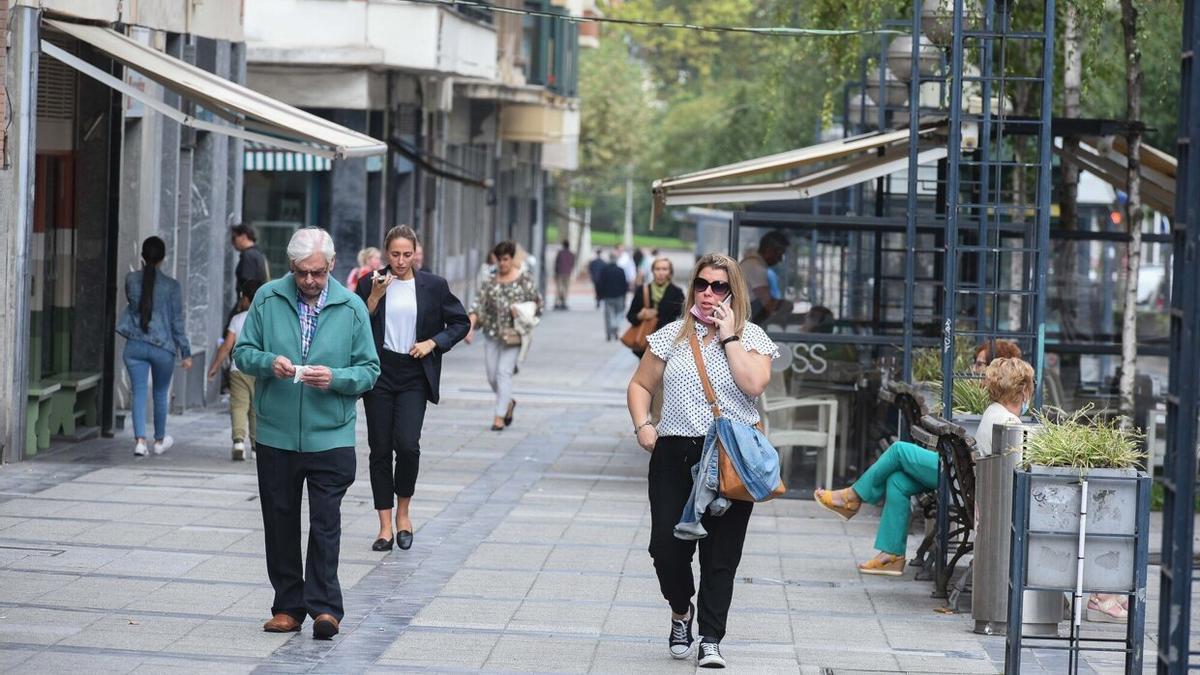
[626,282,684,333]
[356,270,470,404]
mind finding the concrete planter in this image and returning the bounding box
[1023,465,1143,592]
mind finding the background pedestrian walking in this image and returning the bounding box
[234,227,380,640]
[357,226,469,552]
[598,252,629,341]
[588,248,606,309]
[466,240,542,431]
[624,257,684,359]
[345,246,381,290]
[230,224,269,293]
[553,240,576,310]
[116,236,193,457]
[207,279,262,461]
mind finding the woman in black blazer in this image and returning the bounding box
[625,256,684,358]
[357,225,470,551]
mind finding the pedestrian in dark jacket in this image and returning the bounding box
[625,257,685,358]
[588,249,606,309]
[598,254,629,341]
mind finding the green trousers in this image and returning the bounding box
[228,370,256,444]
[851,441,939,556]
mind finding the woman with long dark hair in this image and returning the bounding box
[116,236,192,456]
[357,226,470,551]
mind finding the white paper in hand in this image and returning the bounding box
[292,365,309,384]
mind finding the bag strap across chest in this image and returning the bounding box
[688,332,722,419]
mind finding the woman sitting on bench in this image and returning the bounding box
[813,358,1034,575]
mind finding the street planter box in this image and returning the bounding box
[1023,465,1142,592]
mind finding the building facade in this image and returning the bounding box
[0,0,383,464]
[242,0,586,299]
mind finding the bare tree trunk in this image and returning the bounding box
[1057,3,1083,343]
[1118,0,1144,428]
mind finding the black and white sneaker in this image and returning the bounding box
[697,640,726,668]
[668,603,695,659]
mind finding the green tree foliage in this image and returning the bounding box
[575,0,1182,236]
[577,37,653,207]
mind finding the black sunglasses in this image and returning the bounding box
[692,278,732,296]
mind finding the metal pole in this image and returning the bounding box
[1005,470,1031,673]
[1031,0,1056,408]
[1158,0,1200,670]
[941,0,967,419]
[1069,478,1090,674]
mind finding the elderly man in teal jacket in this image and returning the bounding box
[235,227,380,640]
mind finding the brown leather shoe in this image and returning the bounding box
[312,613,339,640]
[263,613,302,632]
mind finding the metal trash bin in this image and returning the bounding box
[972,422,1060,636]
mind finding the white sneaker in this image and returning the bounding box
[134,441,148,457]
[153,435,173,455]
[232,441,245,461]
[697,641,726,669]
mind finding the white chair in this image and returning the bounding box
[758,380,839,489]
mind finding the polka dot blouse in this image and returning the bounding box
[647,319,780,438]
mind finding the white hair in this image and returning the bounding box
[287,227,335,264]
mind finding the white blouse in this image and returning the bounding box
[383,278,418,353]
[974,401,1021,457]
[648,319,780,437]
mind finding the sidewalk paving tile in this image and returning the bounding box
[0,304,1184,673]
[377,629,499,669]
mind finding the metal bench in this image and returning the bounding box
[918,414,977,600]
[25,380,62,456]
[47,371,101,439]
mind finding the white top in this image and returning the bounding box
[974,401,1021,456]
[383,278,418,353]
[227,311,247,373]
[617,253,636,284]
[648,319,780,437]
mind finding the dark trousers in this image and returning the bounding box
[256,443,355,622]
[363,350,430,510]
[647,435,753,643]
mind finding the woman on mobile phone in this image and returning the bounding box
[625,254,778,669]
[356,226,470,552]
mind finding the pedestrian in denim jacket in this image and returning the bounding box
[626,253,779,669]
[115,236,192,457]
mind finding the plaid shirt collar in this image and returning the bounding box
[296,285,328,361]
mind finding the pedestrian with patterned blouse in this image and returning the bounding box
[466,240,543,431]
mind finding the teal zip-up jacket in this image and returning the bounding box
[234,275,380,452]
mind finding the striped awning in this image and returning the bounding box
[244,142,332,172]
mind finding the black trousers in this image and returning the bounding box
[256,443,355,622]
[647,435,753,643]
[363,350,430,510]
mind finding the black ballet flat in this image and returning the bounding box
[490,424,505,432]
[397,530,413,550]
[504,400,517,427]
[371,537,394,551]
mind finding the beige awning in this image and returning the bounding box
[43,19,385,159]
[1056,138,1176,217]
[653,122,948,211]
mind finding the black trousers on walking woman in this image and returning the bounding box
[648,435,753,643]
[364,350,430,510]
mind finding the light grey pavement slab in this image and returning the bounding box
[0,292,1193,673]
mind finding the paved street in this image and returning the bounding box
[0,292,1184,673]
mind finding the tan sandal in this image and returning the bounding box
[813,487,860,521]
[858,554,905,576]
[1086,594,1128,623]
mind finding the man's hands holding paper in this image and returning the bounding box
[273,355,333,389]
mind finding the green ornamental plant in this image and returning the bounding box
[1022,405,1146,471]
